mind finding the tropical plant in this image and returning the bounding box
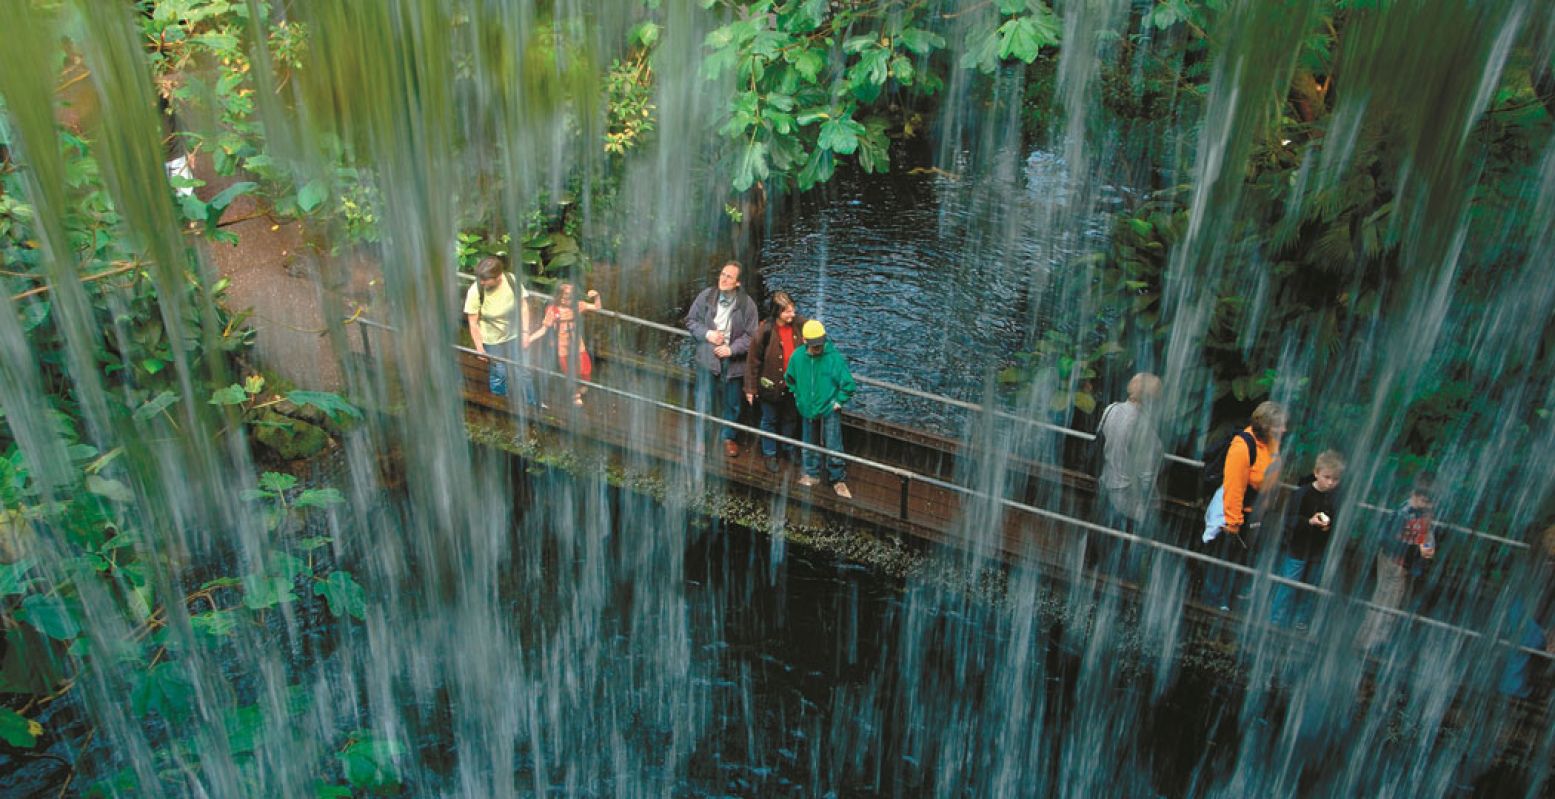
[1000,0,1553,479]
[700,0,1062,191]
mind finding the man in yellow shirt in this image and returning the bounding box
[464,256,538,406]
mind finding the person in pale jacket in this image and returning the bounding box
[1097,372,1165,532]
[684,261,759,457]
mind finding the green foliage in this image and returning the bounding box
[962,3,1062,73]
[1001,0,1553,483]
[701,0,971,191]
[604,29,659,156]
[314,570,367,620]
[2,17,368,777]
[138,0,385,252]
[0,706,42,748]
[337,731,405,790]
[287,390,363,424]
[456,230,512,273]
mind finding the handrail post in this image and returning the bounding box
[358,320,373,362]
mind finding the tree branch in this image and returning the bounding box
[9,264,140,302]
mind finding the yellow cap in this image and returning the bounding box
[801,320,827,342]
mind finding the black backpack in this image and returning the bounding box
[1202,429,1256,497]
[1088,402,1119,478]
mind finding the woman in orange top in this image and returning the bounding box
[1202,400,1287,611]
[527,282,601,406]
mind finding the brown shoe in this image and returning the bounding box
[723,440,739,458]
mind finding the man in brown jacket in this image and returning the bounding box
[744,291,807,473]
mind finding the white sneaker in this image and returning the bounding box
[833,482,852,499]
[797,475,819,487]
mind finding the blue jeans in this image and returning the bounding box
[1269,555,1311,627]
[758,397,798,458]
[800,409,846,483]
[487,338,537,406]
[1499,600,1547,699]
[1202,531,1247,610]
[696,371,744,442]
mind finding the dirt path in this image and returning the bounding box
[197,161,377,393]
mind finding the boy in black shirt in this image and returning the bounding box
[1271,450,1345,628]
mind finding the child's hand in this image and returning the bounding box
[1310,512,1330,529]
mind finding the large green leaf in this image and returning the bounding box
[733,140,769,191]
[297,178,329,213]
[267,551,309,582]
[960,25,1001,72]
[784,0,828,32]
[19,300,50,333]
[314,571,367,620]
[795,107,830,126]
[286,390,362,423]
[797,148,835,190]
[0,707,40,748]
[259,472,298,493]
[897,28,946,55]
[788,47,824,83]
[85,475,134,502]
[191,609,240,638]
[0,559,37,596]
[19,593,80,640]
[242,574,298,611]
[338,733,403,789]
[817,116,865,155]
[857,118,892,174]
[629,21,660,48]
[295,488,345,509]
[131,662,194,721]
[997,15,1055,64]
[132,390,180,422]
[207,181,256,214]
[850,48,891,87]
[209,384,249,406]
[224,704,266,756]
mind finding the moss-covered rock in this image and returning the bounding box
[253,409,329,460]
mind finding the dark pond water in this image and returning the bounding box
[754,153,1123,434]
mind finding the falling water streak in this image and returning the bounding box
[1,0,1554,796]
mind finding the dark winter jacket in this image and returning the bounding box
[1281,474,1340,562]
[784,341,856,419]
[744,315,808,402]
[685,286,759,380]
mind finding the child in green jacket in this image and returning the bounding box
[784,320,856,498]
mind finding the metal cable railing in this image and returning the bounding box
[355,313,1550,662]
[445,273,1525,551]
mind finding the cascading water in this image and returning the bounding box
[2,1,1554,796]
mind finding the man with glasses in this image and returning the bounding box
[685,261,759,457]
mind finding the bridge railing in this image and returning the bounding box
[354,312,1551,665]
[446,273,1524,552]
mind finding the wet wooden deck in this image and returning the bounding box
[454,348,1145,571]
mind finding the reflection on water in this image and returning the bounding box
[757,153,1121,433]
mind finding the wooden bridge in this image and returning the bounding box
[354,283,1553,762]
